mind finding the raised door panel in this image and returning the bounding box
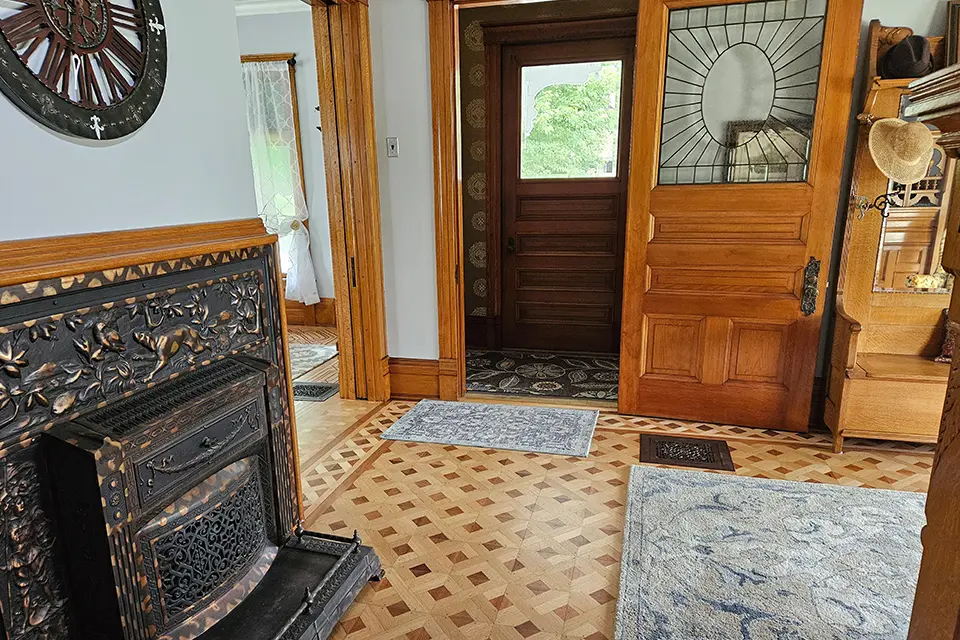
[517,196,619,221]
[650,211,810,244]
[517,301,614,326]
[516,233,618,255]
[644,315,705,381]
[517,268,617,292]
[647,266,802,297]
[727,320,792,385]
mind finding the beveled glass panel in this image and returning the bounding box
[520,60,624,179]
[658,0,827,185]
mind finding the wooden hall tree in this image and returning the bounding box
[618,0,864,431]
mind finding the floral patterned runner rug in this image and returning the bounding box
[466,349,618,400]
[381,400,599,457]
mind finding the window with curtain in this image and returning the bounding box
[240,56,320,305]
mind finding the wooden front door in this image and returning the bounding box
[500,38,634,354]
[619,0,863,430]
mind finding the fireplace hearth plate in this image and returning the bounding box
[196,531,383,640]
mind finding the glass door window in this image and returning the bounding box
[519,60,625,179]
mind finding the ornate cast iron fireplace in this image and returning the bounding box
[0,233,381,640]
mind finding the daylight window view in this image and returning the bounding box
[520,60,625,179]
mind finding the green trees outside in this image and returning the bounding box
[520,62,623,179]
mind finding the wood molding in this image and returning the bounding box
[240,52,297,63]
[389,358,440,400]
[428,0,466,401]
[316,297,337,325]
[483,15,637,44]
[284,297,337,326]
[0,219,272,286]
[313,2,390,401]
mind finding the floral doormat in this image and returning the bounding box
[466,349,618,400]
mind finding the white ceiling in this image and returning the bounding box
[235,0,311,17]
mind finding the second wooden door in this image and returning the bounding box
[500,37,634,354]
[619,0,863,431]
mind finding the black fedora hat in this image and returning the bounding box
[881,35,934,79]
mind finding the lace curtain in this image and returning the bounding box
[241,59,320,305]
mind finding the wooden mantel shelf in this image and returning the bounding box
[0,219,272,287]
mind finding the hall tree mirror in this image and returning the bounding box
[873,116,955,294]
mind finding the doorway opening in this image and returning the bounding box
[459,10,637,402]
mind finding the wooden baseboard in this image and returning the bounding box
[284,297,337,327]
[389,358,440,400]
[316,298,337,326]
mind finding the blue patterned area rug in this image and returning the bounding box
[617,467,925,640]
[381,400,598,457]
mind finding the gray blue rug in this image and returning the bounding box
[381,400,598,457]
[617,467,925,640]
[289,343,338,379]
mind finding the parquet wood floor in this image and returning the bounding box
[294,401,935,640]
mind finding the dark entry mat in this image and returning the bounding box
[293,382,339,402]
[640,434,735,471]
[466,349,618,400]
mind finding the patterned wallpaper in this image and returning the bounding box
[458,0,639,318]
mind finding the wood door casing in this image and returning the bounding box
[500,38,634,354]
[619,0,864,431]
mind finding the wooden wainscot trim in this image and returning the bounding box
[0,219,273,287]
[316,297,337,326]
[389,358,441,400]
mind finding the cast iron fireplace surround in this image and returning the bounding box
[0,245,381,640]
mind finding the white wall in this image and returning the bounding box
[236,10,336,299]
[369,0,439,359]
[0,0,256,241]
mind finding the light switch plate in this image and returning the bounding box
[386,137,399,157]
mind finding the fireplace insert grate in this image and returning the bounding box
[83,358,253,435]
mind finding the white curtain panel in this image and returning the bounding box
[241,60,321,305]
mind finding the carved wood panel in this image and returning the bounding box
[643,315,705,381]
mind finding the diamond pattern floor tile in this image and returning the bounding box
[298,399,934,639]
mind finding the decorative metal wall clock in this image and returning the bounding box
[0,0,166,140]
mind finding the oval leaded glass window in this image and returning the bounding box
[658,0,827,185]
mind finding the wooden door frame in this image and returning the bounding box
[427,0,642,401]
[309,0,391,401]
[429,0,863,413]
[482,16,638,351]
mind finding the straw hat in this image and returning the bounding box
[869,118,935,185]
